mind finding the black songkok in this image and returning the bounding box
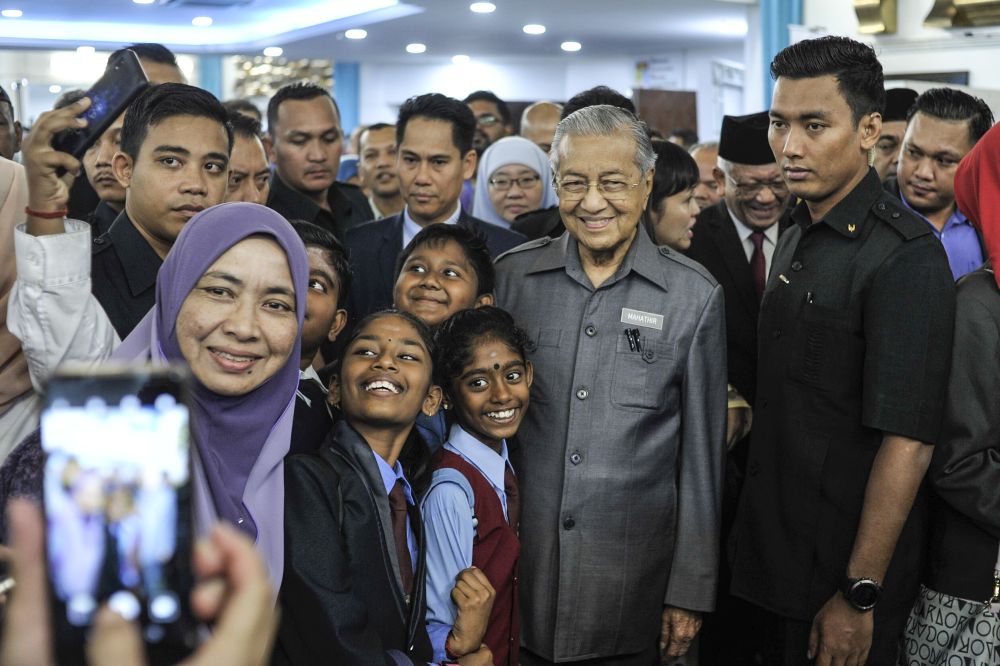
[718,111,773,165]
[884,87,917,122]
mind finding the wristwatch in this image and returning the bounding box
[842,577,882,611]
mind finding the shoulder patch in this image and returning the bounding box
[871,195,931,241]
[495,235,551,262]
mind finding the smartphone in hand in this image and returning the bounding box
[41,365,197,665]
[51,48,149,158]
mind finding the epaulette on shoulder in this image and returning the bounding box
[871,195,931,241]
[495,235,552,262]
[656,244,718,285]
[91,233,113,254]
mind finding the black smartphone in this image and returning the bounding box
[41,365,197,665]
[51,48,149,158]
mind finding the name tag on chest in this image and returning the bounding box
[620,307,663,330]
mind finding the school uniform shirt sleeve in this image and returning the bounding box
[8,220,119,391]
[421,478,475,663]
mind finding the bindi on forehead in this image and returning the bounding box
[494,363,500,370]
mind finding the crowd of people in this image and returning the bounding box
[0,32,996,666]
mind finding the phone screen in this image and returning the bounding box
[41,367,196,664]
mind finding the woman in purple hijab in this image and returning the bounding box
[0,202,307,592]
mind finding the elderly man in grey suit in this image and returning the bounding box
[495,105,727,665]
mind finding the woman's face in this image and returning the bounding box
[339,314,440,429]
[176,237,298,396]
[487,163,543,222]
[650,186,699,251]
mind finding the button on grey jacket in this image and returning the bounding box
[495,231,727,661]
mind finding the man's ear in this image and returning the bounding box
[327,309,348,343]
[112,151,134,189]
[263,134,276,163]
[422,384,444,417]
[327,373,341,407]
[860,112,882,151]
[461,149,478,181]
[525,359,534,389]
[713,166,726,191]
[13,121,22,154]
[474,293,494,308]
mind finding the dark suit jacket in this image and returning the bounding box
[267,173,373,240]
[275,420,432,665]
[344,209,527,322]
[511,205,563,240]
[685,201,791,406]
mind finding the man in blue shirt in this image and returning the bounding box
[893,87,993,280]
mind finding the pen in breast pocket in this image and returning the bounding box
[624,328,636,352]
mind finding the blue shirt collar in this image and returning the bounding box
[401,202,462,249]
[900,193,970,234]
[370,449,415,505]
[444,423,512,492]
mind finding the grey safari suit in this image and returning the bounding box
[495,230,727,661]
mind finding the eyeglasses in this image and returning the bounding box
[476,113,501,127]
[725,175,789,199]
[557,178,641,201]
[489,174,541,190]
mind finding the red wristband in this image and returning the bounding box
[25,206,68,219]
[445,633,462,660]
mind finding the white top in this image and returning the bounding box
[727,207,780,279]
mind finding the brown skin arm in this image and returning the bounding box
[808,434,932,666]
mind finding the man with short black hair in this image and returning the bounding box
[0,86,22,161]
[464,90,512,156]
[10,83,233,383]
[265,82,372,239]
[357,122,403,219]
[873,88,917,183]
[223,98,262,124]
[345,93,525,321]
[111,43,186,85]
[225,113,270,205]
[560,85,635,120]
[892,87,993,279]
[731,36,955,665]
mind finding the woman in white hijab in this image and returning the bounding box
[472,136,558,228]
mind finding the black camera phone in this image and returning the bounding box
[41,365,197,665]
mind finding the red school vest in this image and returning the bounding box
[433,448,521,666]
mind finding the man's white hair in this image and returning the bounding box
[550,104,655,178]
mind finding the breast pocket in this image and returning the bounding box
[787,303,864,393]
[527,328,563,406]
[611,334,676,412]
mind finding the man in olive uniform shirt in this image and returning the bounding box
[730,37,955,665]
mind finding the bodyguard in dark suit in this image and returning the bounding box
[345,93,525,321]
[686,112,791,666]
[265,83,373,240]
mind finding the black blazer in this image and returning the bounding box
[511,205,563,240]
[344,209,527,322]
[925,266,1000,601]
[275,420,432,665]
[684,201,792,405]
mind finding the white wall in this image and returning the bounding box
[358,44,745,140]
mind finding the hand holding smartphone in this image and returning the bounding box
[41,366,196,665]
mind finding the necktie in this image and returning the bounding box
[504,466,520,530]
[388,480,414,595]
[297,377,328,410]
[749,230,766,303]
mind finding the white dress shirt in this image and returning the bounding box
[727,208,780,278]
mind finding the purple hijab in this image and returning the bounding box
[114,202,307,589]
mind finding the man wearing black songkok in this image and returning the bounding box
[873,87,916,183]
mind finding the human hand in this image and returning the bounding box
[0,499,53,666]
[22,96,90,217]
[456,644,492,666]
[808,592,873,666]
[447,567,495,657]
[660,606,702,659]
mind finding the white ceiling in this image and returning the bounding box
[0,0,753,61]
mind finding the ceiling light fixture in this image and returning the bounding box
[452,54,471,64]
[345,28,368,39]
[76,45,96,55]
[522,24,546,35]
[132,0,155,4]
[469,2,496,13]
[406,42,427,54]
[49,84,62,94]
[561,41,582,52]
[0,9,22,17]
[191,16,213,27]
[263,46,283,57]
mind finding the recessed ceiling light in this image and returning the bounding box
[469,2,496,13]
[345,28,367,39]
[405,43,427,54]
[263,46,283,57]
[192,16,213,27]
[132,0,155,4]
[49,84,62,94]
[523,24,546,35]
[1,9,23,17]
[452,54,471,65]
[561,41,582,52]
[76,45,96,55]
